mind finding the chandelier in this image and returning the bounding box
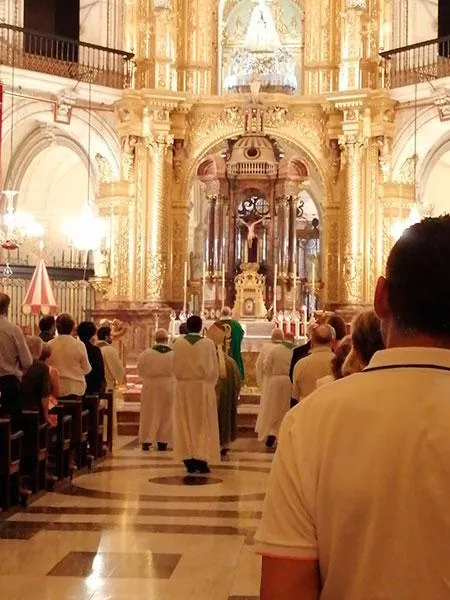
[0,190,44,251]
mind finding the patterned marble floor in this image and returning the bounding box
[0,437,272,600]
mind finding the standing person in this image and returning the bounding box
[256,216,450,600]
[21,336,52,425]
[255,328,284,445]
[292,324,334,402]
[326,313,347,352]
[48,314,91,398]
[172,315,220,474]
[77,321,106,395]
[0,293,32,431]
[220,306,245,380]
[97,326,125,392]
[138,328,174,452]
[316,335,352,387]
[257,332,294,449]
[207,322,241,457]
[342,309,384,375]
[38,315,56,342]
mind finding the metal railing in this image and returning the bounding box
[0,23,134,89]
[381,35,450,88]
[0,277,95,331]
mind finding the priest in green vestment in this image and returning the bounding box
[207,322,241,456]
[220,306,245,380]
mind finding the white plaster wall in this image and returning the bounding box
[422,154,450,214]
[408,0,438,44]
[80,0,124,49]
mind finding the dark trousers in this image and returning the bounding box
[0,375,22,432]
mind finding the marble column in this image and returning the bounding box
[214,196,225,274]
[288,196,297,276]
[206,195,216,273]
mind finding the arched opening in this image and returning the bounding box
[422,149,450,216]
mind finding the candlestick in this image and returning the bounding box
[221,263,226,310]
[183,261,188,314]
[273,264,278,318]
[311,260,316,311]
[201,261,206,316]
[292,271,297,312]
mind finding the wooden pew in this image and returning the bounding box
[0,419,24,510]
[83,395,105,460]
[58,399,91,469]
[21,411,48,493]
[100,391,114,453]
[48,406,72,481]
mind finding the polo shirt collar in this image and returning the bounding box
[311,346,332,354]
[367,347,450,371]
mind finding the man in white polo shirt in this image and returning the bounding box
[256,216,450,600]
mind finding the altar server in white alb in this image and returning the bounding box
[172,315,220,474]
[138,328,174,452]
[257,332,295,449]
[255,328,284,447]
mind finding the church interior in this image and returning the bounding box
[0,0,449,598]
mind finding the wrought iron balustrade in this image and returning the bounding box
[0,23,134,89]
[381,35,450,88]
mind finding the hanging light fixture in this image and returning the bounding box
[0,50,43,273]
[65,75,105,271]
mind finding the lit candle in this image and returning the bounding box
[221,263,226,309]
[273,264,278,317]
[183,261,188,314]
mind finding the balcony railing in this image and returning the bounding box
[381,35,450,88]
[0,23,134,89]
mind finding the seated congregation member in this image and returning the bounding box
[48,314,91,398]
[97,326,125,393]
[292,324,334,402]
[172,315,220,474]
[21,336,52,425]
[316,335,352,387]
[207,322,241,457]
[257,216,450,600]
[257,332,295,449]
[343,309,385,375]
[38,315,56,342]
[0,293,32,431]
[255,328,284,443]
[138,328,174,452]
[40,343,59,426]
[77,321,106,395]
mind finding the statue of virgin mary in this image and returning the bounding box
[244,0,281,53]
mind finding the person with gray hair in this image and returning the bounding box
[0,293,33,431]
[21,336,52,424]
[255,328,284,446]
[137,328,174,452]
[220,306,245,379]
[292,324,334,402]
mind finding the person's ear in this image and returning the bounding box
[374,276,391,320]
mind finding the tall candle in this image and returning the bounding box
[292,271,297,312]
[221,263,226,309]
[201,261,206,315]
[183,261,188,313]
[273,264,278,317]
[311,261,316,312]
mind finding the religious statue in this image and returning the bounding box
[95,153,116,184]
[238,216,265,248]
[121,135,138,182]
[244,0,281,53]
[94,247,110,278]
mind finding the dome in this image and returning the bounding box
[227,134,278,178]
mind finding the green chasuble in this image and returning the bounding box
[216,354,241,447]
[153,344,172,354]
[221,319,245,380]
[184,334,203,346]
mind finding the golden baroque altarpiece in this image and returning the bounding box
[93,0,413,348]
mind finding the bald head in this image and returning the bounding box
[311,324,334,347]
[284,332,295,344]
[221,306,232,318]
[155,328,169,344]
[271,328,284,343]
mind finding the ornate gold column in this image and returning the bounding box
[337,99,366,307]
[339,1,365,90]
[97,183,133,301]
[304,0,340,94]
[177,0,214,94]
[131,0,176,90]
